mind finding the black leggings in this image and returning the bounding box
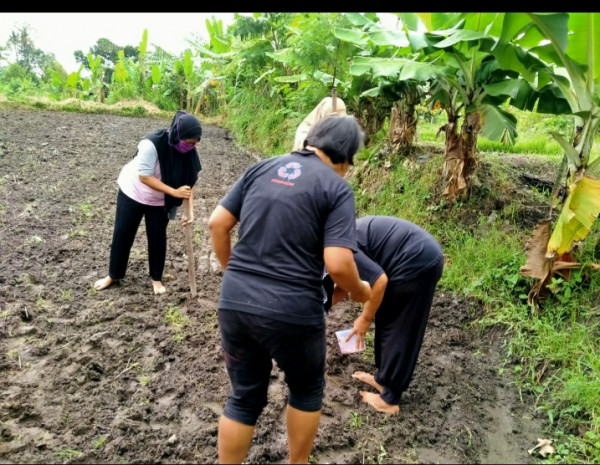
[374,258,444,405]
[107,189,169,282]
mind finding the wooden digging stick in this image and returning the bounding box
[332,87,337,112]
[183,198,197,297]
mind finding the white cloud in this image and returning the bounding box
[0,12,237,73]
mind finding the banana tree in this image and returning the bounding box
[85,52,105,103]
[110,49,135,100]
[335,13,428,152]
[47,65,82,100]
[345,13,521,202]
[495,13,600,309]
[137,29,149,100]
[348,56,439,149]
[415,13,525,202]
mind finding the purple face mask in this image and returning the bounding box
[174,140,196,153]
[168,112,199,153]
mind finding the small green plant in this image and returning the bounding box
[349,410,363,429]
[377,444,388,464]
[35,298,53,311]
[60,289,72,301]
[165,305,188,326]
[545,270,585,322]
[165,305,190,343]
[77,202,94,222]
[54,448,82,460]
[362,331,375,364]
[93,436,107,448]
[68,228,90,238]
[139,375,150,387]
[16,273,33,285]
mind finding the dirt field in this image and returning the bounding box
[0,109,548,464]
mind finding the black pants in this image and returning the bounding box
[374,258,444,405]
[107,189,169,282]
[218,309,326,426]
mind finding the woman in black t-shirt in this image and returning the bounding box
[330,215,444,415]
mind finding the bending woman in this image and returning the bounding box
[94,110,203,295]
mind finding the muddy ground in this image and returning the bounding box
[0,109,548,464]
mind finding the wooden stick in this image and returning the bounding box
[183,198,197,297]
[332,87,337,112]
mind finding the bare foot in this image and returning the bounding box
[358,391,400,415]
[352,371,383,393]
[94,276,115,291]
[152,281,166,295]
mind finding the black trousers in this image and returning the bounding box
[107,189,170,282]
[218,309,326,426]
[374,258,444,405]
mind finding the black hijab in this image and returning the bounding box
[145,110,203,215]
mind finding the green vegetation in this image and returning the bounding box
[164,305,190,343]
[2,12,599,463]
[93,436,107,449]
[54,448,82,460]
[59,289,72,301]
[350,410,363,429]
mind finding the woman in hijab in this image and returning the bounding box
[293,96,347,152]
[93,110,203,295]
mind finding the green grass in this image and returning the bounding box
[349,410,363,429]
[416,105,599,161]
[164,305,190,344]
[93,436,107,449]
[54,448,82,460]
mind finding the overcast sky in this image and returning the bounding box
[0,12,238,73]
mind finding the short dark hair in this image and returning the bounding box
[304,115,364,165]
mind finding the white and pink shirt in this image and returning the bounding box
[117,139,164,206]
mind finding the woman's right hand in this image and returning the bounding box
[173,185,192,199]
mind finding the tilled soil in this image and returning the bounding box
[0,109,547,464]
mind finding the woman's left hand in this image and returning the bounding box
[173,185,192,199]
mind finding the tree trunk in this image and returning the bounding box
[442,110,482,203]
[386,100,417,154]
[356,99,387,146]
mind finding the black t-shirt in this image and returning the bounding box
[354,215,443,285]
[218,151,358,325]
